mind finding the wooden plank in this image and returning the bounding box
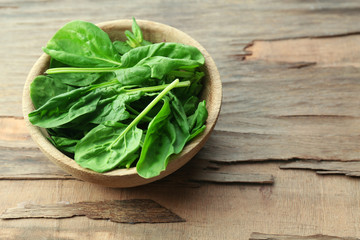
[0,147,73,179]
[199,63,360,162]
[245,34,360,67]
[280,160,360,177]
[189,171,274,184]
[0,199,185,223]
[250,232,360,240]
[1,162,360,239]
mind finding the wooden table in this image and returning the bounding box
[1,1,360,239]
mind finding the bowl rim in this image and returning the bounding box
[22,19,222,187]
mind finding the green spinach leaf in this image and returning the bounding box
[137,93,190,178]
[187,100,207,141]
[75,121,143,172]
[121,42,204,68]
[50,72,104,87]
[49,136,79,154]
[43,20,122,67]
[29,87,101,128]
[89,91,142,124]
[30,75,75,109]
[113,41,133,55]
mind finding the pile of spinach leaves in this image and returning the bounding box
[29,18,208,178]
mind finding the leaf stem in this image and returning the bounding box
[126,104,152,122]
[46,67,121,74]
[89,79,119,91]
[125,80,190,93]
[109,79,180,148]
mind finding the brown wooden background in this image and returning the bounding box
[1,0,360,239]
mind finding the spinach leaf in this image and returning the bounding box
[132,17,143,44]
[187,100,207,141]
[136,56,203,79]
[121,42,204,68]
[89,91,142,124]
[115,66,151,85]
[188,125,206,142]
[75,121,143,172]
[29,87,101,128]
[113,41,133,55]
[49,136,79,154]
[49,57,68,68]
[30,75,75,109]
[136,94,190,178]
[114,52,204,86]
[92,72,116,85]
[43,20,122,67]
[124,17,151,48]
[50,72,104,87]
[125,30,140,48]
[111,43,204,85]
[173,71,205,101]
[166,92,190,152]
[47,122,97,141]
[183,96,199,116]
[136,98,174,178]
[188,100,208,132]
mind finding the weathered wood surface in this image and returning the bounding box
[189,170,274,184]
[280,160,360,177]
[1,163,360,239]
[2,0,360,239]
[0,117,274,184]
[1,199,185,223]
[200,62,360,162]
[250,232,360,240]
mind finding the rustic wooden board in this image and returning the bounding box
[245,35,360,67]
[2,0,360,239]
[1,162,360,239]
[250,232,360,240]
[189,171,274,184]
[1,199,185,223]
[280,160,360,177]
[200,62,360,162]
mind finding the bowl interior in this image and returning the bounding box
[22,19,222,188]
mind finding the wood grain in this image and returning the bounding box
[245,34,360,67]
[280,160,360,177]
[1,162,360,239]
[250,232,360,240]
[0,199,185,223]
[0,117,276,185]
[200,63,360,162]
[189,171,274,184]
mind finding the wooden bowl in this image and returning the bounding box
[22,19,222,188]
